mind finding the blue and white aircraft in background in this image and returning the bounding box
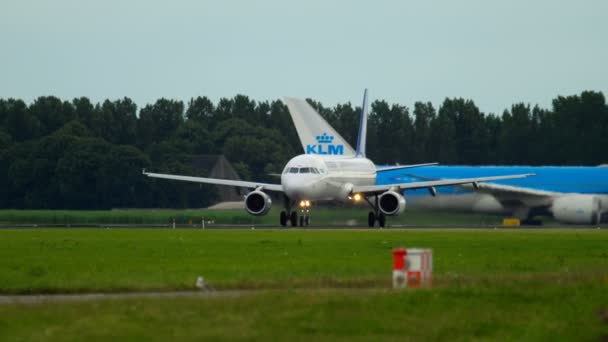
[378,165,608,225]
[144,90,532,227]
[287,90,608,225]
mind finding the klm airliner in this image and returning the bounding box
[143,90,532,227]
[379,165,608,225]
[284,91,608,225]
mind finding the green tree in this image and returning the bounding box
[412,102,436,162]
[550,91,608,165]
[98,145,151,208]
[333,103,359,148]
[54,120,92,138]
[55,138,113,208]
[186,96,214,125]
[438,98,489,164]
[428,106,457,163]
[2,99,40,141]
[138,99,184,147]
[29,96,75,135]
[369,100,413,164]
[171,121,212,154]
[97,98,138,145]
[0,129,12,151]
[268,100,300,154]
[500,104,534,164]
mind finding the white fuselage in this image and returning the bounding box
[280,154,376,201]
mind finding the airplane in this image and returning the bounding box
[378,165,608,225]
[282,91,608,225]
[143,90,534,227]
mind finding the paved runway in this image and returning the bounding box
[0,223,605,229]
[0,290,252,305]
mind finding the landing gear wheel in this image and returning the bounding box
[280,211,287,227]
[378,212,386,228]
[368,212,376,227]
[290,211,298,227]
[299,216,304,227]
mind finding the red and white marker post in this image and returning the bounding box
[392,248,433,289]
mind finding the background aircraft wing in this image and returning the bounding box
[143,171,284,192]
[462,181,557,197]
[352,174,535,196]
[403,172,556,197]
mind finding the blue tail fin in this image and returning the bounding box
[355,89,369,158]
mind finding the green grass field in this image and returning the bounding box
[0,229,607,340]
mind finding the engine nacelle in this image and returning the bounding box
[550,195,601,224]
[378,191,406,216]
[244,191,272,216]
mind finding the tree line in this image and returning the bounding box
[0,91,606,209]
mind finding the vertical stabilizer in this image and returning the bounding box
[282,97,356,157]
[355,89,369,158]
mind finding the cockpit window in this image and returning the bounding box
[285,167,322,175]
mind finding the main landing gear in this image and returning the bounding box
[279,195,310,227]
[365,195,386,228]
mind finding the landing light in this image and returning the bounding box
[299,200,311,208]
[353,193,362,202]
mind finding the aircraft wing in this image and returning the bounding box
[376,163,438,173]
[352,174,535,196]
[403,172,556,198]
[143,171,284,192]
[464,181,557,197]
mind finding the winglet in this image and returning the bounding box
[355,89,369,158]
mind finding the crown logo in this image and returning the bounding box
[316,132,334,144]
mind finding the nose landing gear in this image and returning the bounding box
[279,195,311,227]
[298,200,311,227]
[299,208,310,227]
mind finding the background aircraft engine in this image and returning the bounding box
[244,191,272,216]
[550,195,601,224]
[378,191,406,216]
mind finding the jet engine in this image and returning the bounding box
[378,191,406,216]
[245,190,272,216]
[550,195,601,224]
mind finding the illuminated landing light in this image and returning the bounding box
[353,193,362,202]
[299,200,311,208]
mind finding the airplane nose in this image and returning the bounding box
[282,175,318,199]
